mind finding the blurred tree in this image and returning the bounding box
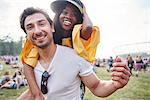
[0,35,22,56]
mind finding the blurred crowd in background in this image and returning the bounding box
[0,55,27,90]
[93,55,150,77]
[0,54,150,90]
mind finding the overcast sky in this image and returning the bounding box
[0,0,150,58]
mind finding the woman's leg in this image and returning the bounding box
[17,89,34,100]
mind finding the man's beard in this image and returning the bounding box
[32,38,52,49]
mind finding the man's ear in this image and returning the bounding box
[51,23,55,32]
[26,34,30,40]
[26,34,32,44]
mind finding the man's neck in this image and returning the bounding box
[38,44,57,69]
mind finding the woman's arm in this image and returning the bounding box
[80,6,93,40]
[23,64,44,100]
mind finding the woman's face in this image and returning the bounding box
[59,4,78,31]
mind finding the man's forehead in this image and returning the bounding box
[25,13,47,25]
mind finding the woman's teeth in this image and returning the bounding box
[63,20,71,25]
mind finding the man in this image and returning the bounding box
[107,56,114,72]
[18,7,130,100]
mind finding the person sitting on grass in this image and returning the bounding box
[0,71,11,87]
[0,79,17,89]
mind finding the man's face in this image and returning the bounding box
[59,4,77,31]
[24,13,54,48]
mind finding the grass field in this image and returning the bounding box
[0,61,150,100]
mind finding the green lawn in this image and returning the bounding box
[85,67,150,100]
[0,61,150,100]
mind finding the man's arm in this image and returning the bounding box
[23,64,44,100]
[81,59,131,97]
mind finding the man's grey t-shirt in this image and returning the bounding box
[34,45,94,100]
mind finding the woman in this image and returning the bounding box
[127,56,134,75]
[135,55,143,77]
[20,0,100,99]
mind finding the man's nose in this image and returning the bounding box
[34,25,42,34]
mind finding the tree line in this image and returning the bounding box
[0,35,22,56]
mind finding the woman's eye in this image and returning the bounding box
[62,10,68,15]
[72,12,78,17]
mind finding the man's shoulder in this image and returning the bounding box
[56,45,91,67]
[57,45,75,53]
[56,45,83,59]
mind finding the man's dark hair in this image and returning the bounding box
[20,7,53,33]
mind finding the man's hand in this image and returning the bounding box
[111,57,131,89]
[34,92,45,100]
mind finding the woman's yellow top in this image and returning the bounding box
[20,24,100,67]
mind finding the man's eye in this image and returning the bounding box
[26,26,32,30]
[39,22,46,26]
